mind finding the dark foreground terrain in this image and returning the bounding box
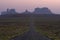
[10,14,51,40]
[0,14,60,40]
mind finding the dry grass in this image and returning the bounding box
[0,23,29,40]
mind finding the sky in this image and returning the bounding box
[0,0,60,14]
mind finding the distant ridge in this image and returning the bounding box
[1,7,53,15]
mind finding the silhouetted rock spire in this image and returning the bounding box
[22,10,31,14]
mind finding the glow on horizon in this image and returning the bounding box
[0,0,60,14]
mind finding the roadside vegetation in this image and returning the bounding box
[35,21,60,40]
[0,22,29,40]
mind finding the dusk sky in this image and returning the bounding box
[0,0,60,14]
